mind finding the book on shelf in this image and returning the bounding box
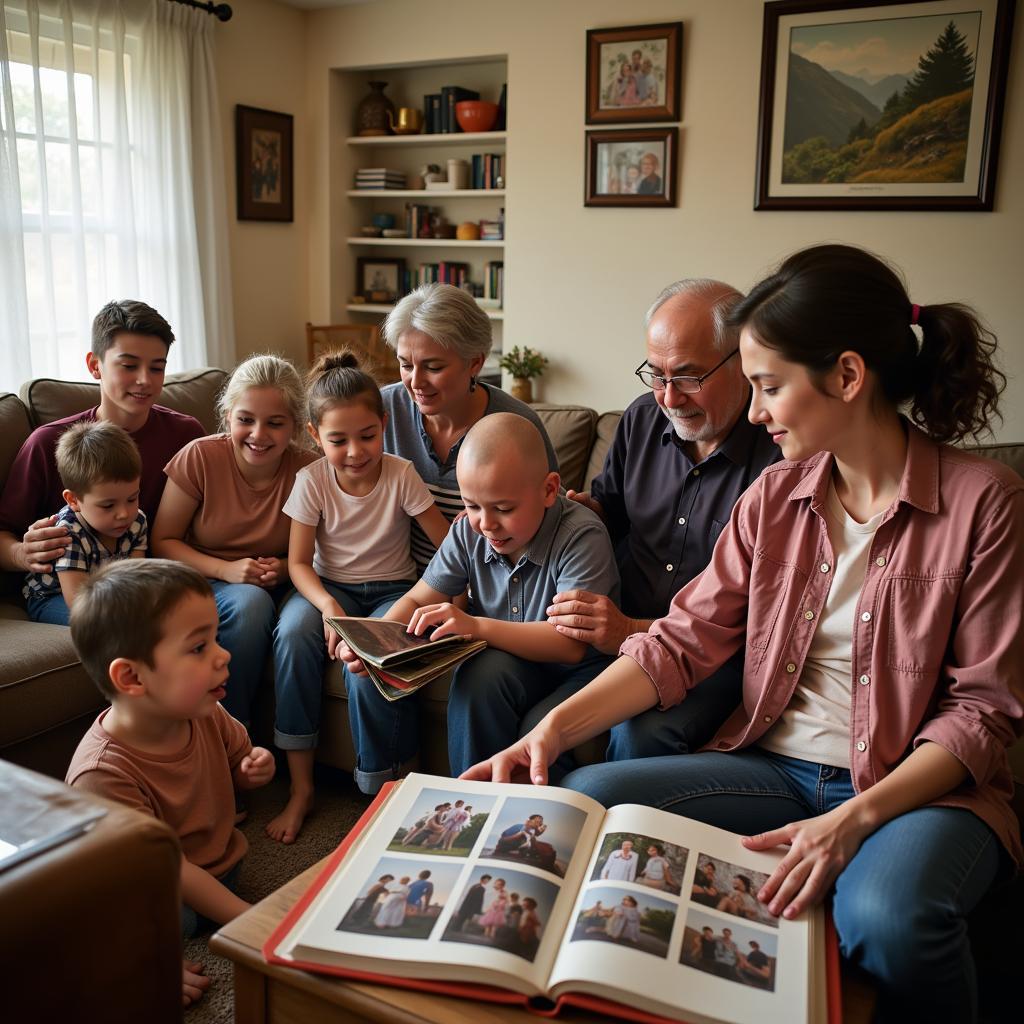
[484,261,504,304]
[423,93,441,134]
[323,618,485,701]
[440,86,480,133]
[470,153,505,190]
[266,773,839,1024]
[355,168,407,190]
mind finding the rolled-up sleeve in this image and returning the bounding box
[620,479,759,709]
[914,487,1024,784]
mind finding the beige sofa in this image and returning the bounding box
[2,373,1023,792]
[0,375,620,779]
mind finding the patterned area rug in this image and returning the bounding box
[184,767,371,1023]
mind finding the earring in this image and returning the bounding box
[469,376,477,393]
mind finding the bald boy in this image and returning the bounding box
[341,414,620,788]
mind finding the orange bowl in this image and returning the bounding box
[455,100,499,134]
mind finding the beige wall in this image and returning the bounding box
[214,0,310,367]
[229,0,1024,439]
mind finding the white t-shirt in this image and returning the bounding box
[283,453,434,584]
[760,482,885,768]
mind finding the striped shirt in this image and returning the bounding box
[381,382,559,570]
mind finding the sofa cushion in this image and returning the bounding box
[532,404,598,493]
[0,617,103,753]
[0,393,32,483]
[20,367,228,434]
[964,441,1024,478]
[586,411,623,491]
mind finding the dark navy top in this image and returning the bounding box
[590,391,780,619]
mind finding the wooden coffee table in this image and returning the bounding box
[211,857,874,1023]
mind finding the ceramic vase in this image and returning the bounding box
[511,377,533,403]
[356,81,395,137]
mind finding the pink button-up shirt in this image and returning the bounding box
[621,425,1024,864]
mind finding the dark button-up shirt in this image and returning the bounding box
[621,425,1024,864]
[591,391,780,618]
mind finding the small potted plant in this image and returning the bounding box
[498,345,548,404]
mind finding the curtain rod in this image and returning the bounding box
[170,0,233,21]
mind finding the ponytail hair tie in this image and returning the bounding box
[910,303,921,326]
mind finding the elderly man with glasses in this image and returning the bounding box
[543,279,780,761]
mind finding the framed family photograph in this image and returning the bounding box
[585,22,683,123]
[357,257,406,303]
[755,0,1016,210]
[585,127,678,207]
[236,105,294,222]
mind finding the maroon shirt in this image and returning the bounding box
[621,424,1024,865]
[0,404,204,533]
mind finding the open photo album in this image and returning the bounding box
[324,618,486,701]
[266,774,838,1024]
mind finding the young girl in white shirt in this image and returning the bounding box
[268,352,448,844]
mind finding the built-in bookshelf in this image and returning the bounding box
[332,56,508,371]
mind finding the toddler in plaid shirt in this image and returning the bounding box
[25,420,148,624]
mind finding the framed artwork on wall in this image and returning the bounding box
[585,22,683,124]
[236,105,294,222]
[357,257,406,303]
[755,0,1016,210]
[585,127,679,207]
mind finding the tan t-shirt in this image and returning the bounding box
[164,433,317,560]
[66,704,251,876]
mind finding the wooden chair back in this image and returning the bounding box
[304,323,400,383]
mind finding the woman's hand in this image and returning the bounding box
[221,557,269,586]
[408,602,477,640]
[460,720,564,785]
[742,804,873,919]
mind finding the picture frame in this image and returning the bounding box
[236,105,294,222]
[585,22,683,124]
[585,127,679,207]
[755,0,1016,211]
[357,257,406,303]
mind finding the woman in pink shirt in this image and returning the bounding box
[467,245,1023,1021]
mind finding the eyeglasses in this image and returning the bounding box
[634,348,739,394]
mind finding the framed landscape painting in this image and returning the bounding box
[585,22,683,123]
[755,0,1016,210]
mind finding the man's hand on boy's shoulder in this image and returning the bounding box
[9,514,69,573]
[235,746,275,789]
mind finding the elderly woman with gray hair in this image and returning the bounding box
[380,283,558,567]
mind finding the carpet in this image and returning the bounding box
[184,767,371,1023]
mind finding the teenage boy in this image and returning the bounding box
[0,300,203,576]
[342,413,620,786]
[24,421,148,624]
[65,559,275,1007]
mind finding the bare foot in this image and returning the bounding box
[265,790,314,844]
[182,958,210,1007]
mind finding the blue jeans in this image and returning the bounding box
[448,649,614,777]
[273,578,412,756]
[208,580,288,726]
[563,749,1002,1022]
[181,861,241,940]
[606,655,743,760]
[26,591,70,625]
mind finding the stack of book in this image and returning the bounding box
[471,153,505,189]
[484,260,504,305]
[355,168,406,191]
[325,618,485,701]
[479,219,503,242]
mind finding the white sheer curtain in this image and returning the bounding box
[0,0,234,392]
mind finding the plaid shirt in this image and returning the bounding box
[24,504,148,601]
